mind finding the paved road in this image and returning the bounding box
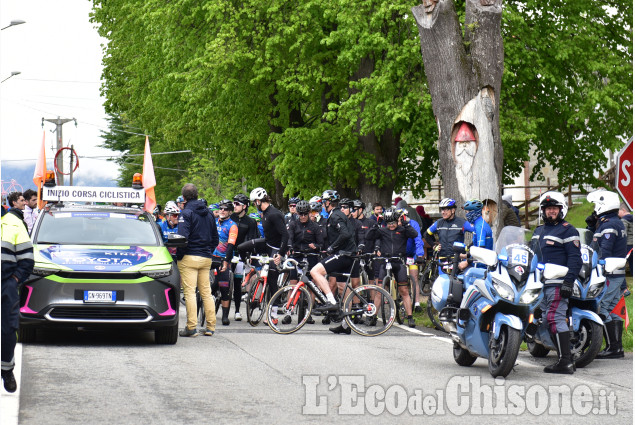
[2,306,632,424]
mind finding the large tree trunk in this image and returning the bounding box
[412,0,504,232]
[352,56,400,207]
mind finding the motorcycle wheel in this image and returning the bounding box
[426,301,445,332]
[572,319,603,368]
[488,326,521,378]
[526,338,550,358]
[453,342,477,366]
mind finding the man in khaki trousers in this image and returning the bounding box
[176,184,219,337]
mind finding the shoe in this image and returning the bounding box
[2,369,17,393]
[222,317,230,326]
[313,302,339,313]
[329,324,351,335]
[306,315,315,324]
[596,321,625,359]
[179,328,198,337]
[322,316,331,325]
[414,304,423,313]
[235,312,243,321]
[408,316,416,328]
[281,315,292,325]
[369,316,377,326]
[203,329,215,336]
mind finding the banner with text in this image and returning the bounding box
[42,186,145,204]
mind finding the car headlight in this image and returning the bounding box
[32,266,58,277]
[572,284,581,299]
[587,282,604,299]
[492,278,514,301]
[519,288,541,304]
[140,264,173,278]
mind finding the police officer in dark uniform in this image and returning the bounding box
[588,190,628,359]
[310,190,357,314]
[531,191,582,374]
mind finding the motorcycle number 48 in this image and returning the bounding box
[511,249,528,266]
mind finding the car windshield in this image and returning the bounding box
[35,211,159,246]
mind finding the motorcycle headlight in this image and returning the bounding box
[492,278,514,302]
[572,284,581,299]
[519,288,541,304]
[587,282,604,299]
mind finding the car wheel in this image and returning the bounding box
[155,323,178,344]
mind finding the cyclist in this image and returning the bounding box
[351,199,375,280]
[424,198,471,259]
[249,212,264,237]
[285,196,300,224]
[209,203,220,219]
[287,200,325,277]
[176,195,185,211]
[367,207,419,328]
[159,201,180,257]
[212,199,239,326]
[369,202,386,285]
[249,187,288,304]
[399,208,426,313]
[230,193,260,321]
[310,200,326,227]
[310,190,357,317]
[460,199,493,270]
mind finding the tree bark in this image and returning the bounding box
[412,0,504,233]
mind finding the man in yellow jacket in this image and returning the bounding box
[2,207,34,393]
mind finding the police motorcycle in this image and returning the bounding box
[430,226,542,377]
[525,228,626,368]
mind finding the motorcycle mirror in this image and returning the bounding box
[537,263,545,270]
[598,259,606,265]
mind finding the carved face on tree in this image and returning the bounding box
[423,0,439,14]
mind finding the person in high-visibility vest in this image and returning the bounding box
[1,207,34,393]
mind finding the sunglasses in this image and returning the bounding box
[233,202,244,206]
[220,207,232,211]
[289,204,297,208]
[298,212,309,216]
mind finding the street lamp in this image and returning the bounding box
[1,71,21,83]
[1,20,26,31]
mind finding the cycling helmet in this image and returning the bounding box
[439,198,456,209]
[250,187,267,202]
[340,198,353,208]
[198,198,208,207]
[176,195,185,204]
[463,199,483,211]
[248,212,261,222]
[233,193,249,205]
[164,201,180,215]
[352,199,364,209]
[383,208,399,223]
[288,196,300,205]
[309,195,322,205]
[322,189,340,202]
[587,190,620,216]
[539,191,568,221]
[396,207,408,217]
[153,206,160,215]
[296,200,311,214]
[310,201,322,212]
[219,199,234,211]
[209,203,220,212]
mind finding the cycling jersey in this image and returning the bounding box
[356,215,376,253]
[159,219,178,242]
[426,216,470,258]
[368,223,418,257]
[230,212,260,246]
[288,219,325,253]
[464,216,493,250]
[213,217,238,262]
[325,208,356,254]
[405,219,426,259]
[261,204,288,255]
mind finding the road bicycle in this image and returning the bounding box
[244,254,275,326]
[265,254,396,336]
[377,256,416,325]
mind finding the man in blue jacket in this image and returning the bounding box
[177,184,219,337]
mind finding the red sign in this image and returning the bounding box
[616,137,633,210]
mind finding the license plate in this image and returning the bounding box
[84,291,116,303]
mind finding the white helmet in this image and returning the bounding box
[309,195,322,205]
[250,187,267,202]
[539,191,568,220]
[164,201,180,215]
[587,190,620,216]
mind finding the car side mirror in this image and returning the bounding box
[165,233,187,248]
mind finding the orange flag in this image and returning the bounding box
[142,135,157,213]
[611,296,630,330]
[33,131,47,209]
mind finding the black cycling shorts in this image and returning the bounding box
[378,261,408,284]
[320,254,354,281]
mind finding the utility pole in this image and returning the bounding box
[42,116,77,185]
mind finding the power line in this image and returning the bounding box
[15,78,101,84]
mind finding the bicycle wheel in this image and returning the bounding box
[265,285,312,334]
[395,276,415,323]
[344,285,395,336]
[426,300,445,332]
[419,262,435,297]
[246,278,268,327]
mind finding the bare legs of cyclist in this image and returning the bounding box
[409,266,422,313]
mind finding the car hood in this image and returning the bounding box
[35,245,172,272]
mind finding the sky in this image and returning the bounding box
[0,0,120,191]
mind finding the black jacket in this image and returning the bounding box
[367,223,418,257]
[262,205,289,255]
[288,219,325,253]
[177,200,219,260]
[230,212,260,246]
[325,208,356,254]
